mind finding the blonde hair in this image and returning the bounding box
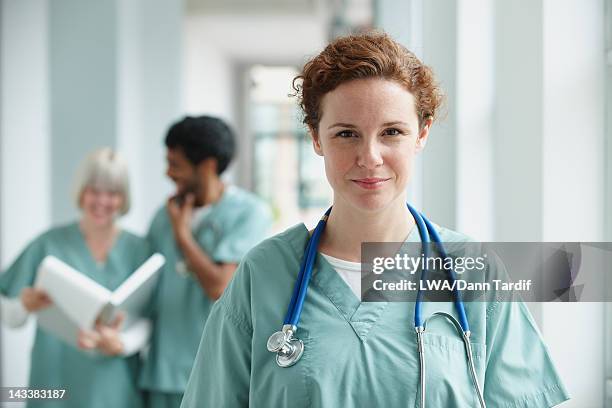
[73,148,130,215]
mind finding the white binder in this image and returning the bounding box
[34,254,165,347]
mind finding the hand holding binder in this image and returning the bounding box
[20,287,52,312]
[34,254,165,348]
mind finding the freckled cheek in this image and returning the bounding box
[385,154,413,180]
[338,156,355,174]
[323,155,351,185]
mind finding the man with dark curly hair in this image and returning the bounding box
[140,116,272,408]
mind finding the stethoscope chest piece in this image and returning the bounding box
[267,325,305,367]
[267,331,288,352]
[275,338,304,367]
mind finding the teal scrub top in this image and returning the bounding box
[181,223,570,407]
[140,186,272,393]
[0,222,151,408]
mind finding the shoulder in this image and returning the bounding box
[116,230,153,265]
[36,221,79,243]
[220,186,271,219]
[224,224,306,291]
[148,204,170,233]
[427,222,487,269]
[151,204,169,223]
[433,224,476,243]
[242,224,305,267]
[218,224,307,322]
[5,222,77,264]
[119,229,150,250]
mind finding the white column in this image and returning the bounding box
[116,0,182,234]
[1,0,51,394]
[49,0,182,232]
[606,0,612,406]
[421,0,458,227]
[494,0,545,241]
[540,0,605,407]
[608,2,612,243]
[542,0,605,243]
[49,0,119,224]
[455,0,494,240]
[494,0,606,406]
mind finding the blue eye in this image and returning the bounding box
[337,130,356,138]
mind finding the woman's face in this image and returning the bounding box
[313,78,430,213]
[80,186,124,227]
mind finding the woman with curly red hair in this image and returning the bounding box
[180,31,568,407]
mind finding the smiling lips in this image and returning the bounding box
[351,177,390,190]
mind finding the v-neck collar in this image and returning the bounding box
[72,222,125,273]
[287,223,422,341]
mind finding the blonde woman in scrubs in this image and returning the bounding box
[0,148,151,408]
[181,32,570,407]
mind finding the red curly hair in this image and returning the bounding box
[293,31,443,131]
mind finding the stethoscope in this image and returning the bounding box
[266,203,487,408]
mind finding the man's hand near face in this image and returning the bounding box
[166,192,237,300]
[167,192,195,244]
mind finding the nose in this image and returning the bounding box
[96,191,112,206]
[356,138,384,169]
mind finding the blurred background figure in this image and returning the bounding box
[1,0,609,407]
[140,116,271,408]
[0,148,151,407]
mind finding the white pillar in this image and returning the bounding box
[606,0,612,406]
[49,0,182,232]
[49,0,119,224]
[421,0,458,228]
[540,0,605,406]
[116,0,182,234]
[1,0,51,392]
[494,0,545,241]
[455,0,494,240]
[494,0,605,406]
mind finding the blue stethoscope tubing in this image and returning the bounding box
[283,207,331,326]
[408,204,469,331]
[267,203,486,408]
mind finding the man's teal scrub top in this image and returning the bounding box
[140,186,272,393]
[0,222,151,408]
[181,223,570,407]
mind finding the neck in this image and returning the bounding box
[79,218,118,242]
[197,178,224,207]
[318,195,414,262]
